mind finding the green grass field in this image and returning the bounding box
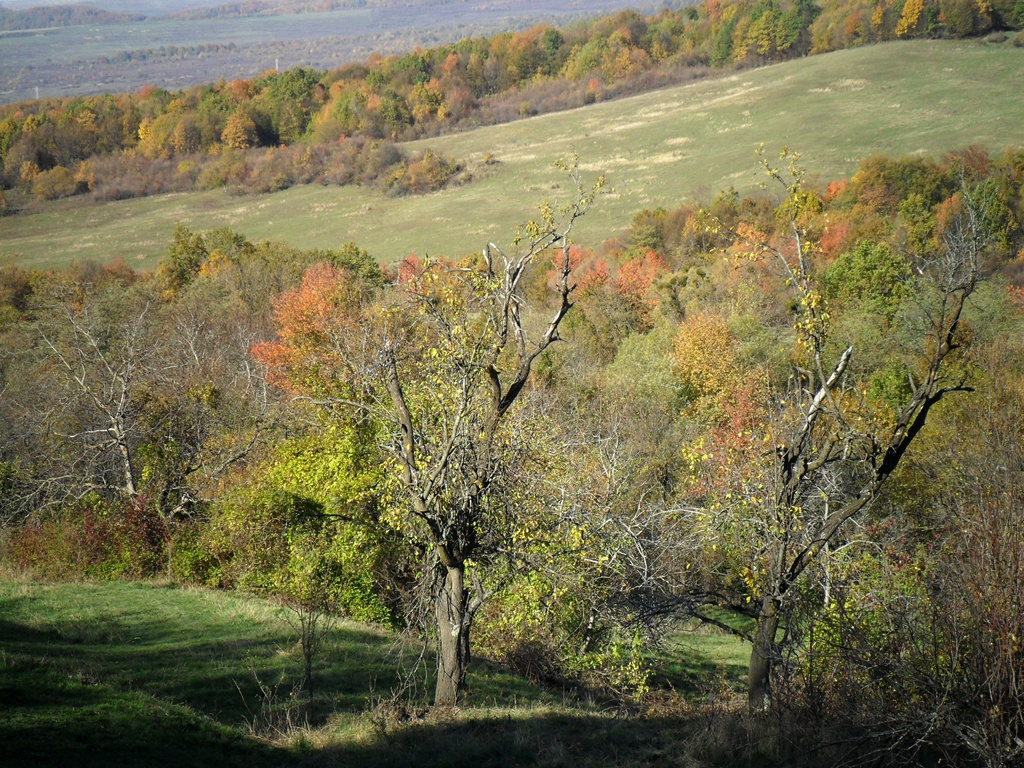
[0,579,747,767]
[4,38,1022,272]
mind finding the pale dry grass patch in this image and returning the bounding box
[605,120,647,133]
[810,77,870,93]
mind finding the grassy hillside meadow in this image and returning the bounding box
[3,38,1022,271]
[0,579,747,767]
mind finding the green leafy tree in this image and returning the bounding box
[157,225,209,298]
[822,239,912,320]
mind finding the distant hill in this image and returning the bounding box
[165,1,359,20]
[3,39,1023,270]
[0,0,227,12]
[0,4,145,29]
[0,0,666,103]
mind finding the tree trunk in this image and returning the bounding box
[434,563,471,707]
[748,596,780,710]
[115,430,137,497]
[303,628,315,702]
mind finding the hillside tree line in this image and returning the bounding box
[2,0,1023,212]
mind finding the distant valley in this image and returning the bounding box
[0,0,671,103]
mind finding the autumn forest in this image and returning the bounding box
[2,1,1024,766]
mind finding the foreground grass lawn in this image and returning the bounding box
[0,579,749,767]
[0,582,297,766]
[0,659,284,768]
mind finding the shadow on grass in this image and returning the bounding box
[309,698,834,768]
[0,658,289,768]
[0,587,407,726]
[647,625,750,700]
[311,711,712,768]
[1,583,781,768]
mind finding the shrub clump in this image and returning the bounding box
[5,495,167,580]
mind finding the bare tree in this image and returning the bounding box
[256,161,602,706]
[5,269,269,577]
[25,279,158,502]
[371,166,602,706]
[643,153,989,709]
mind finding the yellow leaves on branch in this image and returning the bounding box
[794,288,830,352]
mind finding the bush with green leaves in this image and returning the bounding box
[197,424,410,626]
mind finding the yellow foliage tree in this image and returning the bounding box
[221,110,257,150]
[895,0,925,36]
[871,1,886,29]
[671,312,738,404]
